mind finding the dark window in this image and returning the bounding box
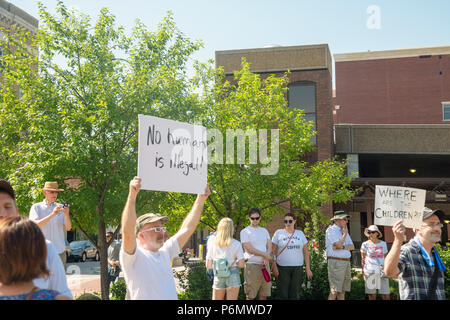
[288,82,316,143]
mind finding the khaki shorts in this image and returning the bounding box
[243,263,271,299]
[327,259,351,293]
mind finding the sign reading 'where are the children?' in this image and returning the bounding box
[374,185,426,229]
[138,114,207,194]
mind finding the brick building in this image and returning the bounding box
[0,0,38,91]
[333,46,450,252]
[0,0,38,33]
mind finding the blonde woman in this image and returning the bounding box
[206,218,245,300]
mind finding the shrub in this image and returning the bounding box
[436,243,450,298]
[75,292,101,300]
[297,248,330,300]
[110,280,127,300]
[176,262,213,300]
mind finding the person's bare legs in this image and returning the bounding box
[337,292,345,300]
[225,287,240,300]
[213,289,226,300]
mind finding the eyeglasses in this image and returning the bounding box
[142,226,167,233]
[250,216,260,221]
[422,223,444,229]
[284,220,294,224]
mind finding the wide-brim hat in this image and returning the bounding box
[42,181,64,192]
[330,210,350,221]
[0,179,15,199]
[422,207,445,221]
[135,213,169,234]
[364,225,382,239]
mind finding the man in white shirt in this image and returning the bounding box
[325,210,355,300]
[120,176,210,300]
[240,208,273,300]
[29,181,72,269]
[0,179,72,298]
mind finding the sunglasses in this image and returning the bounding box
[250,216,261,221]
[142,226,167,233]
[368,231,377,234]
[284,220,294,224]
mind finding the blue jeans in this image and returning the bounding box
[108,265,121,287]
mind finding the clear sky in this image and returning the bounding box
[10,0,450,85]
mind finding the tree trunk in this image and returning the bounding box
[97,219,109,300]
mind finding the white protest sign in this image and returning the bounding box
[374,185,426,229]
[138,114,207,194]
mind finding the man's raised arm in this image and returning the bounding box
[121,177,141,255]
[176,184,210,249]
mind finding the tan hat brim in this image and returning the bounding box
[364,228,382,238]
[43,188,64,192]
[331,215,350,221]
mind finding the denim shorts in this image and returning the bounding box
[213,267,241,290]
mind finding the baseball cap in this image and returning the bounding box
[0,179,15,200]
[135,213,169,234]
[422,207,445,221]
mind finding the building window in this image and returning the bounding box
[443,102,450,121]
[288,82,316,143]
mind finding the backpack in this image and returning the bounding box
[213,258,230,278]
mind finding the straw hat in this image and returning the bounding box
[42,181,64,192]
[330,210,350,221]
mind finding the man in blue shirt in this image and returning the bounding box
[29,181,72,268]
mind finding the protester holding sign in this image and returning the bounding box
[206,218,245,300]
[325,211,355,300]
[360,225,390,300]
[119,176,210,300]
[384,208,447,300]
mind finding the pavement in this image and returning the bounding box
[66,259,189,298]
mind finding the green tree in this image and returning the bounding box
[145,60,356,239]
[0,1,203,299]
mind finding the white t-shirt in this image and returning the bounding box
[240,226,270,264]
[325,224,354,259]
[206,238,244,268]
[29,201,66,254]
[360,240,388,273]
[120,236,180,300]
[33,240,73,298]
[272,229,308,267]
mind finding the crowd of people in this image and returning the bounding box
[0,177,447,300]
